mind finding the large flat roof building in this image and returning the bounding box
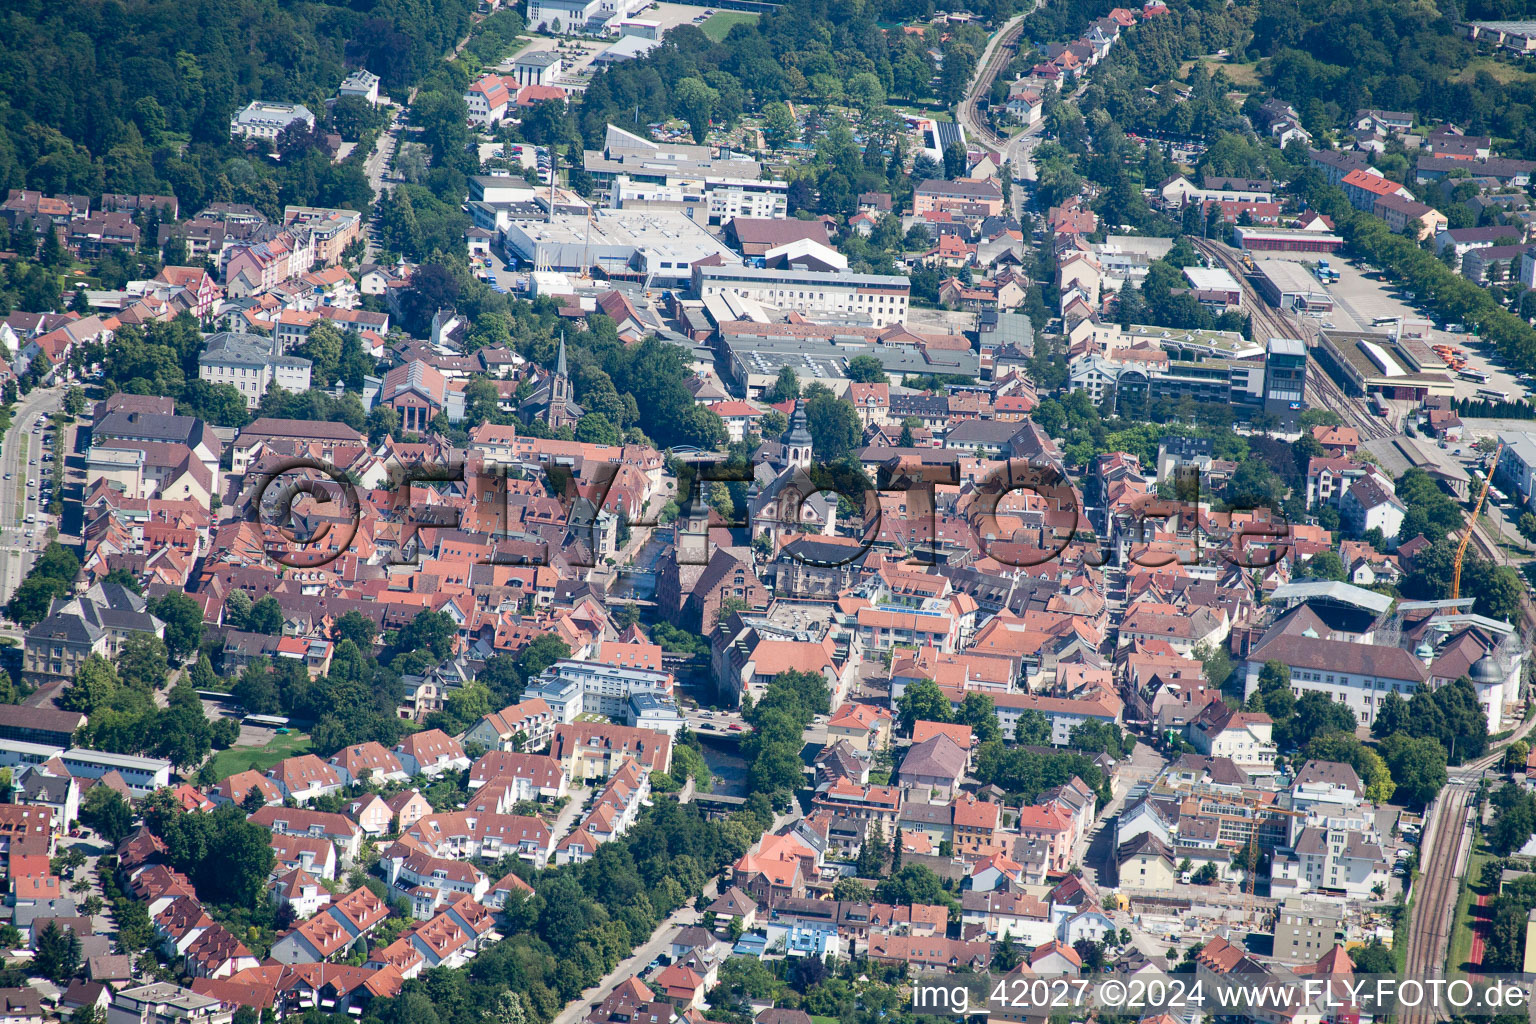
[694,264,910,328]
[719,321,979,396]
[1233,225,1345,253]
[584,125,762,185]
[1253,259,1334,312]
[1315,329,1455,399]
[500,210,739,288]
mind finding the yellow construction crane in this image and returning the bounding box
[1452,442,1504,601]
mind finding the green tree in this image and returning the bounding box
[674,77,720,144]
[60,654,120,714]
[843,355,888,384]
[1378,732,1449,807]
[761,102,798,149]
[245,595,285,636]
[1371,691,1410,739]
[956,692,1001,745]
[516,634,570,683]
[763,366,799,403]
[80,783,134,844]
[1013,708,1051,746]
[231,661,279,716]
[149,592,205,662]
[34,919,81,981]
[116,633,170,691]
[1303,550,1348,581]
[334,611,378,649]
[1349,940,1396,974]
[896,679,950,733]
[804,390,862,460]
[1282,691,1355,751]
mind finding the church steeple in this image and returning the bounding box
[781,399,813,470]
[550,332,571,408]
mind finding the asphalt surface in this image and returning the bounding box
[0,385,65,608]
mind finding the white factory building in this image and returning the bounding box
[500,210,740,288]
[692,264,911,327]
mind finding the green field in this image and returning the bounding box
[701,10,757,41]
[1454,57,1536,84]
[209,730,313,780]
[1446,841,1492,978]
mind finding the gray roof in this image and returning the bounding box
[12,900,78,929]
[899,733,967,783]
[1268,580,1394,614]
[1292,759,1364,796]
[94,410,209,449]
[200,331,310,370]
[19,773,71,804]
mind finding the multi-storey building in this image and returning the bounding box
[229,102,315,143]
[198,332,312,410]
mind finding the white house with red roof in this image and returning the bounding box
[825,702,893,753]
[265,755,343,805]
[464,75,513,125]
[394,730,469,778]
[707,400,765,443]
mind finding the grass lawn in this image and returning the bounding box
[701,10,757,41]
[1454,57,1536,84]
[209,730,313,780]
[13,436,26,523]
[1179,57,1261,86]
[1446,840,1492,978]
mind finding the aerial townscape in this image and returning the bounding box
[4,0,1536,1023]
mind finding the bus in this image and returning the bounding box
[1458,368,1490,383]
[1476,387,1511,402]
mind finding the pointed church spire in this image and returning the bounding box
[556,332,568,377]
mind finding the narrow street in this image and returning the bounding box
[548,878,718,1024]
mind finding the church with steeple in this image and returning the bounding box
[746,399,836,545]
[518,334,583,430]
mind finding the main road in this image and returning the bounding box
[0,384,65,609]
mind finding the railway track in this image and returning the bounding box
[1401,784,1474,1024]
[1190,239,1396,442]
[1194,238,1536,625]
[959,14,1027,152]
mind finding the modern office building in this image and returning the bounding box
[1263,336,1308,432]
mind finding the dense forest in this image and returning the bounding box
[0,0,479,204]
[1252,0,1536,159]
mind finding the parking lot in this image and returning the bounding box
[501,3,712,89]
[1321,259,1530,403]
